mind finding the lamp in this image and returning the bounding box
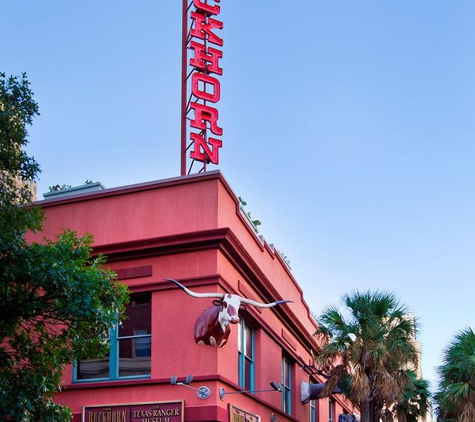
[170,374,211,400]
[219,381,282,401]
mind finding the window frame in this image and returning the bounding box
[238,318,255,391]
[329,399,335,422]
[73,293,152,383]
[281,356,292,414]
[310,397,318,422]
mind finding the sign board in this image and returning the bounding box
[181,0,224,174]
[228,404,260,422]
[83,400,184,422]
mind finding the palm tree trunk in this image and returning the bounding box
[369,396,383,422]
[370,399,377,422]
[360,400,370,422]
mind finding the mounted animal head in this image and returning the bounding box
[165,278,292,347]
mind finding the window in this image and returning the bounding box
[310,398,318,422]
[75,293,151,381]
[282,356,292,414]
[238,319,254,390]
[329,399,335,422]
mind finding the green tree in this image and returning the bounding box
[0,72,129,421]
[435,327,475,422]
[388,369,431,422]
[314,290,425,422]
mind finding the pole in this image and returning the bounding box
[180,0,189,175]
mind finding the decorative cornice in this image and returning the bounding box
[94,227,319,357]
[93,227,231,262]
[217,229,319,352]
[38,170,224,206]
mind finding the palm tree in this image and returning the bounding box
[435,327,475,422]
[389,370,431,422]
[314,290,421,422]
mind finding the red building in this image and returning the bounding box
[31,171,358,422]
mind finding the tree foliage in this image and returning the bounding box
[387,369,431,422]
[0,72,129,421]
[314,290,429,422]
[1,72,40,205]
[435,327,475,422]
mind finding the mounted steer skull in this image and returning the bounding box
[165,278,292,348]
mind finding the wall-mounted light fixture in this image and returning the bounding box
[219,381,282,401]
[170,374,211,400]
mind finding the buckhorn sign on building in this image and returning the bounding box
[30,1,359,421]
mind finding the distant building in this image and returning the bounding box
[408,315,433,422]
[382,314,433,422]
[12,175,37,202]
[31,171,358,422]
[0,168,37,202]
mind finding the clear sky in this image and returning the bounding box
[3,0,474,392]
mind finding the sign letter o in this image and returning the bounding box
[192,73,221,103]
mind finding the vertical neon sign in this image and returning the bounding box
[181,0,224,175]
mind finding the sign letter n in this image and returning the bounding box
[190,133,223,164]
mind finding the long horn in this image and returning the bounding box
[240,297,293,308]
[164,278,224,299]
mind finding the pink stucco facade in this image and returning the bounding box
[32,171,357,422]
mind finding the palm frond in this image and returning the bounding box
[435,327,475,422]
[350,363,370,401]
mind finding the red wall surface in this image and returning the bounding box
[31,171,357,422]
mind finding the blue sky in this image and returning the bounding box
[3,0,474,392]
